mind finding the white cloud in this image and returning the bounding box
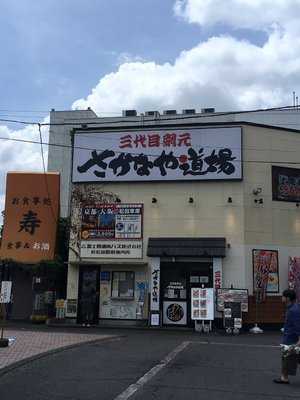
[72,28,300,114]
[173,0,300,31]
[3,1,300,218]
[0,121,49,216]
[117,53,147,66]
[72,1,300,115]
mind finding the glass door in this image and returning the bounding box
[161,263,187,326]
[77,265,100,325]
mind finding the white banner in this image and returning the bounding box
[191,287,214,320]
[80,240,142,258]
[72,127,242,182]
[0,281,12,303]
[149,257,160,312]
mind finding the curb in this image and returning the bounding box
[0,335,124,378]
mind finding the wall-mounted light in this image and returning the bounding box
[189,197,194,204]
[152,197,157,204]
[227,197,233,204]
[252,187,262,196]
[254,198,264,204]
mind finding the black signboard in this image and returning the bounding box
[224,302,242,329]
[272,166,300,202]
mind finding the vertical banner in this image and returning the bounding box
[149,257,160,325]
[0,172,60,263]
[213,257,223,290]
[252,249,279,302]
[288,257,300,302]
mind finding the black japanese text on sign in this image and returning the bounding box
[72,128,242,182]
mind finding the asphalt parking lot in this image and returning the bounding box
[0,327,300,400]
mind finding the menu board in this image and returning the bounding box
[216,288,248,312]
[191,288,214,321]
[224,302,242,329]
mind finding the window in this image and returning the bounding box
[111,272,135,298]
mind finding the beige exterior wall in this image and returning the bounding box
[242,125,300,294]
[66,123,300,319]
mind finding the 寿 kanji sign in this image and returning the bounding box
[0,172,60,263]
[72,127,242,182]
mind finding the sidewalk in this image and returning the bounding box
[0,326,118,374]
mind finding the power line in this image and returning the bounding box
[0,114,47,119]
[0,105,299,127]
[0,133,300,166]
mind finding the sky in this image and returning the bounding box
[1,0,300,213]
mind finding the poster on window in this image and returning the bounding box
[72,127,242,183]
[253,250,279,300]
[191,288,214,321]
[288,257,300,302]
[272,166,300,202]
[0,281,12,303]
[163,301,187,325]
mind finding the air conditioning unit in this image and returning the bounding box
[201,108,215,113]
[163,110,177,115]
[145,111,160,117]
[122,110,137,117]
[182,109,196,115]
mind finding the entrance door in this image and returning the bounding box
[161,263,187,326]
[77,265,100,325]
[160,262,213,327]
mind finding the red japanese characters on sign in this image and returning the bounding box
[214,271,222,289]
[119,132,192,149]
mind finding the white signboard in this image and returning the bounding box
[163,301,187,325]
[150,313,160,326]
[0,281,12,303]
[115,212,142,239]
[150,257,160,312]
[80,240,142,258]
[72,127,242,182]
[191,288,214,320]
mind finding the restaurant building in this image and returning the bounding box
[0,172,60,320]
[48,109,300,327]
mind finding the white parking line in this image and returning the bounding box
[113,341,190,400]
[192,340,280,349]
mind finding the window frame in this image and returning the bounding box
[111,271,135,299]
